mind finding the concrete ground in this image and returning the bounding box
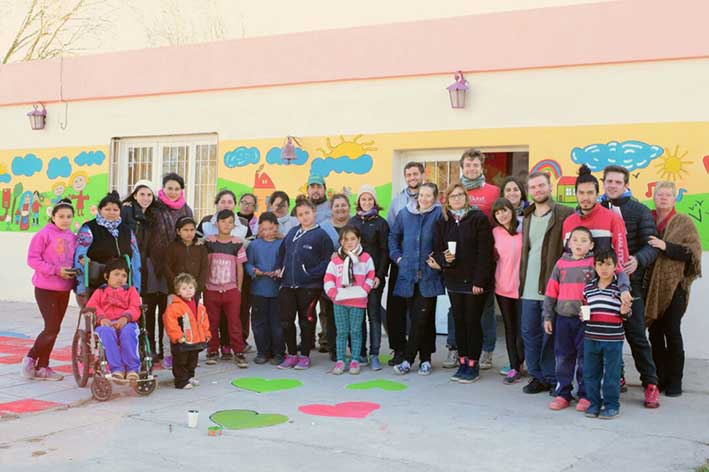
[0,300,708,472]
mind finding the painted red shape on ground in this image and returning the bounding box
[0,354,24,364]
[703,155,709,173]
[0,399,64,415]
[298,401,380,419]
[0,337,34,346]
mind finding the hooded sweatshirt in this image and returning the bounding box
[27,223,77,292]
[86,285,141,323]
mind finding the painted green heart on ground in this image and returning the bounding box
[231,377,303,393]
[378,354,392,364]
[346,379,408,391]
[210,410,288,430]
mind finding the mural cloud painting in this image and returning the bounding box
[0,173,10,183]
[266,146,309,166]
[74,150,106,167]
[47,156,72,180]
[571,140,663,172]
[11,153,43,177]
[224,146,260,168]
[310,154,373,177]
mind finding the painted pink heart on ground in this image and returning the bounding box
[298,401,380,419]
[703,155,709,173]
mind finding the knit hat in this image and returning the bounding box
[307,174,326,187]
[132,179,155,195]
[356,184,377,203]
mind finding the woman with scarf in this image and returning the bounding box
[349,185,389,370]
[74,192,141,300]
[268,190,298,237]
[389,182,444,376]
[646,181,702,397]
[501,176,529,231]
[433,184,494,383]
[148,173,193,368]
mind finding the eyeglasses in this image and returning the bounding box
[240,201,256,207]
[448,193,466,199]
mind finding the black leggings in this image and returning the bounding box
[279,288,321,357]
[386,264,408,352]
[28,288,71,368]
[648,287,687,393]
[448,291,486,361]
[496,294,525,371]
[404,284,437,364]
[143,293,167,357]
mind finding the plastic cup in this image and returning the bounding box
[187,410,199,428]
[447,241,457,255]
[580,305,591,321]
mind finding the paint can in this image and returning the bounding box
[208,426,223,437]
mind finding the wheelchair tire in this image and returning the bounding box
[135,378,157,396]
[72,330,90,388]
[91,375,112,402]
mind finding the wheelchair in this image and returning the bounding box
[71,255,157,401]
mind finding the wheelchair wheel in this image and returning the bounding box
[91,375,112,402]
[71,330,90,387]
[135,378,157,396]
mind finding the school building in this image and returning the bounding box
[1,1,708,357]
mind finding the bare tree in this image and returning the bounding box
[135,0,227,48]
[2,0,111,64]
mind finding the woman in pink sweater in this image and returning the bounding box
[323,226,375,375]
[22,199,77,381]
[492,198,525,385]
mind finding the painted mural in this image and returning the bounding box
[0,147,109,232]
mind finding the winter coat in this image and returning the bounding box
[323,252,376,308]
[27,223,77,292]
[86,285,141,323]
[388,203,444,298]
[348,214,390,281]
[163,296,210,352]
[164,240,209,293]
[433,209,494,292]
[145,200,193,279]
[277,225,335,289]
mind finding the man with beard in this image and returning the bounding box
[599,164,660,408]
[519,171,574,394]
[386,162,424,366]
[307,174,332,224]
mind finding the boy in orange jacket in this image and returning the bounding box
[163,273,211,389]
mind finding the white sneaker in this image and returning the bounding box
[480,351,493,370]
[181,383,194,390]
[442,349,458,369]
[189,377,200,386]
[20,356,36,379]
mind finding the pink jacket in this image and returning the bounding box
[493,226,522,299]
[86,285,142,323]
[323,252,375,308]
[27,223,77,292]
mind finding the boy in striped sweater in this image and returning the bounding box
[323,225,376,375]
[582,249,632,419]
[543,226,631,412]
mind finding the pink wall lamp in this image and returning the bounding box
[27,104,46,130]
[447,71,469,109]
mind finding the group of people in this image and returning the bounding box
[21,149,701,418]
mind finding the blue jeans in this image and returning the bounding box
[251,295,285,358]
[97,322,140,373]
[554,316,585,400]
[446,307,456,348]
[364,285,384,356]
[521,299,556,384]
[584,338,622,411]
[449,292,496,352]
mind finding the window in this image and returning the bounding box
[110,134,218,221]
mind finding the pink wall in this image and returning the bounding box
[1,0,708,106]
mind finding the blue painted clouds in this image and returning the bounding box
[12,153,43,177]
[266,147,309,166]
[0,173,10,183]
[571,141,663,172]
[47,156,72,179]
[74,150,106,167]
[310,154,373,178]
[224,147,260,168]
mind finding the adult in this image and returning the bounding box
[433,183,493,383]
[197,189,251,359]
[306,174,332,224]
[459,148,500,370]
[646,181,702,397]
[148,173,193,367]
[121,180,155,302]
[518,171,573,394]
[349,185,389,371]
[599,165,660,407]
[74,191,141,299]
[389,183,444,376]
[501,176,529,230]
[319,193,352,356]
[268,190,298,237]
[386,161,424,366]
[237,192,259,236]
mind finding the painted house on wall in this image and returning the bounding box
[1,0,709,356]
[556,176,577,204]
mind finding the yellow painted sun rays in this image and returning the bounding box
[316,135,377,158]
[655,145,692,181]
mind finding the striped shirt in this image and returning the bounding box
[323,252,376,308]
[583,276,625,342]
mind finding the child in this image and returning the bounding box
[582,249,632,419]
[245,212,285,365]
[163,273,211,389]
[276,198,335,370]
[543,226,630,411]
[22,199,77,381]
[86,258,142,381]
[324,226,376,375]
[164,216,209,298]
[203,209,248,368]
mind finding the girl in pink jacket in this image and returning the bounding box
[22,199,77,381]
